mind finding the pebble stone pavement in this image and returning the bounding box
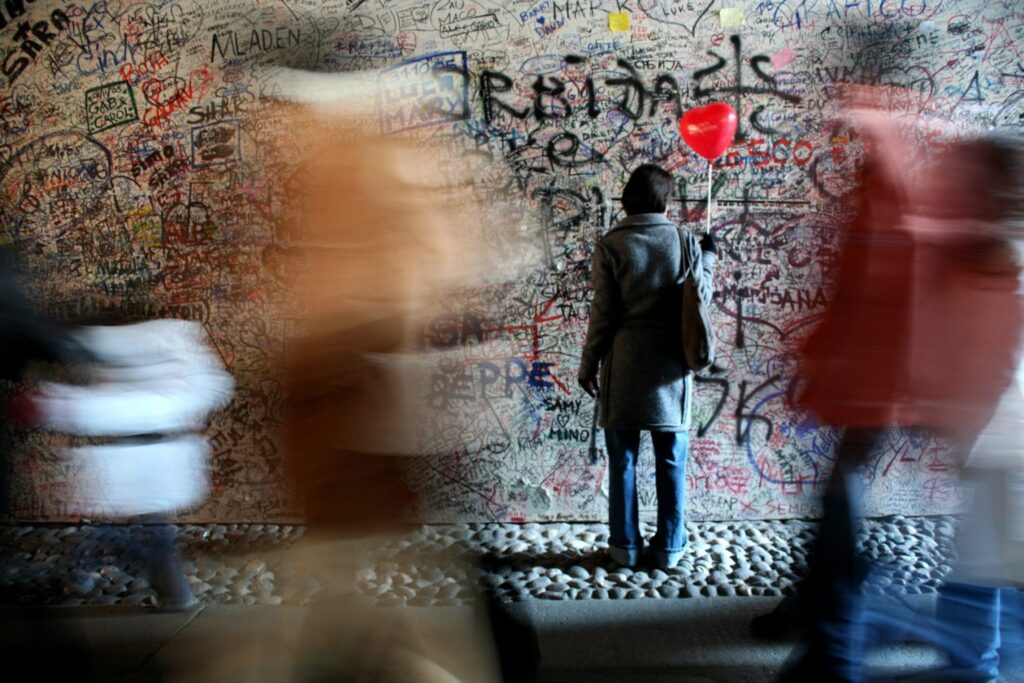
[0,516,958,607]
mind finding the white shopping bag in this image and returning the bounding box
[36,320,233,517]
[66,436,210,517]
[38,320,233,436]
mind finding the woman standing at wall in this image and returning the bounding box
[578,164,716,569]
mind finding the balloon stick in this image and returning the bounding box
[706,161,713,235]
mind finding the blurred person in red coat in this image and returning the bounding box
[760,89,1024,683]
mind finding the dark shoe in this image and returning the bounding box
[607,545,641,568]
[751,595,803,641]
[145,593,199,613]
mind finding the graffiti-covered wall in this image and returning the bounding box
[1,0,1020,521]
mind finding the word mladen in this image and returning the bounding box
[210,26,305,61]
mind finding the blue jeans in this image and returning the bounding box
[937,583,1001,680]
[1001,589,1024,671]
[782,428,877,683]
[604,429,688,567]
[134,514,195,607]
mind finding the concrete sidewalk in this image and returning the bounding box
[6,596,1018,682]
[510,597,945,682]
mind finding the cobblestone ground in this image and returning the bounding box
[0,517,958,607]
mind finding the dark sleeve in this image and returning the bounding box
[579,241,620,380]
[0,261,74,380]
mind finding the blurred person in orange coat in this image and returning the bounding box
[188,80,510,681]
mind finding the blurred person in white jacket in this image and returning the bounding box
[930,133,1024,683]
[36,318,233,610]
[864,133,1024,683]
[938,258,1024,681]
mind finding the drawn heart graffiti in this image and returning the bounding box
[638,0,716,37]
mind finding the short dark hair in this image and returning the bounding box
[622,164,673,215]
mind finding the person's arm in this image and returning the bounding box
[695,233,717,305]
[579,241,619,394]
[0,260,87,379]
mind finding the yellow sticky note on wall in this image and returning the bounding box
[609,12,629,32]
[720,7,745,26]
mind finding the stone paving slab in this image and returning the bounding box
[0,600,959,683]
[146,605,310,681]
[0,516,958,607]
[0,604,202,677]
[508,597,951,682]
[2,598,1021,682]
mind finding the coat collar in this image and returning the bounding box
[610,213,675,232]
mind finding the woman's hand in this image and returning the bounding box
[578,375,599,398]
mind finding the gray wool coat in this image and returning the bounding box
[579,213,716,432]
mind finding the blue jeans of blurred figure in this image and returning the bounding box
[937,582,1001,680]
[136,514,195,607]
[1002,589,1024,670]
[785,428,878,683]
[604,430,688,567]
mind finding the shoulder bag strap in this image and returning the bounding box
[676,226,694,282]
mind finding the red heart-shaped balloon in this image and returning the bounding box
[679,102,739,160]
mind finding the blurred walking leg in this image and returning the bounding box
[137,514,195,609]
[934,469,1004,680]
[779,428,877,682]
[1001,589,1024,671]
[936,583,1000,681]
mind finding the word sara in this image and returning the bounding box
[2,3,71,87]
